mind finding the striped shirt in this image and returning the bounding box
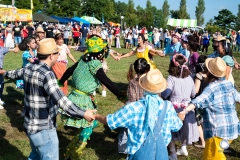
[191,80,240,140]
[4,60,85,134]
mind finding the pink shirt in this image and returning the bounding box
[57,44,70,61]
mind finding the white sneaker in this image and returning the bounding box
[102,90,106,97]
[0,100,5,105]
[176,148,188,156]
[0,105,4,109]
[169,154,178,160]
[93,91,96,96]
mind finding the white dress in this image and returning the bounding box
[4,29,14,48]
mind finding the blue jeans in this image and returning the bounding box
[133,38,138,47]
[27,129,59,160]
[154,41,160,49]
[14,36,22,44]
[81,37,87,47]
[237,43,240,52]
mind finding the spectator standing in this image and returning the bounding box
[26,22,35,37]
[80,26,89,47]
[12,22,23,47]
[21,25,28,39]
[44,24,54,38]
[4,23,14,48]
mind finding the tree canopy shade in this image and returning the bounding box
[213,9,236,29]
[167,19,197,28]
[50,16,69,23]
[33,12,58,22]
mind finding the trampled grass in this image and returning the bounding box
[0,44,240,160]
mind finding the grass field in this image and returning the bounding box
[0,44,240,160]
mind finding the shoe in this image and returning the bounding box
[176,148,188,156]
[169,154,178,160]
[93,91,96,96]
[0,105,4,109]
[0,100,5,105]
[102,90,106,97]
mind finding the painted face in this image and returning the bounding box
[28,39,37,50]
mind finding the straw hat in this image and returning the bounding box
[214,36,226,41]
[139,69,167,94]
[37,38,60,55]
[36,27,45,33]
[205,57,226,78]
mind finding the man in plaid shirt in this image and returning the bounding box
[0,38,96,160]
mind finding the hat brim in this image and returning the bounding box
[38,48,61,55]
[139,73,167,94]
[205,58,226,78]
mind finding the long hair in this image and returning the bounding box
[18,36,35,51]
[218,40,233,57]
[168,55,190,78]
[187,35,198,52]
[195,55,207,73]
[127,58,150,81]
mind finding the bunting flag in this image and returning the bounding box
[30,0,33,9]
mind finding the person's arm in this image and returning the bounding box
[67,52,77,63]
[94,114,107,125]
[119,50,134,59]
[59,62,78,84]
[161,76,174,99]
[43,71,96,122]
[95,68,121,97]
[27,58,35,63]
[4,68,24,79]
[149,48,164,57]
[225,66,231,80]
[194,78,201,94]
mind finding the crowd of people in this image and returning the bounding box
[0,20,239,160]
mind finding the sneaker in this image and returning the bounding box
[93,91,96,96]
[176,148,188,156]
[0,100,5,105]
[102,90,106,97]
[169,154,178,160]
[0,105,4,109]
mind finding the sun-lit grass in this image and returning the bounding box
[0,43,240,160]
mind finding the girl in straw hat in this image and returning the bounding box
[117,34,164,70]
[161,54,199,160]
[180,57,240,160]
[94,69,183,160]
[58,36,125,159]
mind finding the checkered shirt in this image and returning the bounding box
[107,97,182,155]
[4,61,85,134]
[191,80,240,140]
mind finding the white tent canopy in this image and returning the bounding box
[81,16,102,24]
[167,19,197,28]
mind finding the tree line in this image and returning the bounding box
[1,0,240,33]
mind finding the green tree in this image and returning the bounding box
[136,5,145,27]
[125,0,138,27]
[178,0,190,19]
[206,18,214,26]
[170,10,180,19]
[162,0,170,29]
[205,24,220,34]
[213,9,236,31]
[145,0,153,28]
[113,1,128,23]
[235,4,240,31]
[195,0,205,26]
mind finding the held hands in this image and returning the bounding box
[178,111,186,121]
[13,47,19,53]
[83,109,97,122]
[0,70,5,75]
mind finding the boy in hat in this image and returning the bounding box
[0,38,96,159]
[94,69,183,159]
[179,57,240,160]
[36,27,45,41]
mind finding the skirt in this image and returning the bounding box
[4,33,14,48]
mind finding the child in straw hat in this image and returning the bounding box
[180,57,240,160]
[94,69,183,160]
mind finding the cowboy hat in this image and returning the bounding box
[139,69,167,94]
[214,36,226,41]
[37,38,60,55]
[205,57,226,78]
[36,27,45,33]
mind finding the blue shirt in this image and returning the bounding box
[107,97,182,155]
[207,51,219,58]
[191,80,240,140]
[164,42,181,60]
[22,50,37,67]
[179,48,190,59]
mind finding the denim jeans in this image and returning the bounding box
[63,38,69,45]
[133,38,138,47]
[27,129,59,160]
[14,36,22,44]
[237,43,240,52]
[154,41,160,49]
[81,37,86,47]
[0,74,4,99]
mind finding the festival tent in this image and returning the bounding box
[81,16,102,24]
[50,15,69,23]
[72,17,90,26]
[167,19,197,28]
[108,21,119,27]
[64,17,79,23]
[33,12,58,23]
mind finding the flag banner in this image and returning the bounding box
[0,8,32,22]
[31,0,34,9]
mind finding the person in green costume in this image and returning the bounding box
[59,35,125,159]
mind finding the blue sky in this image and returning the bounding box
[118,0,239,25]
